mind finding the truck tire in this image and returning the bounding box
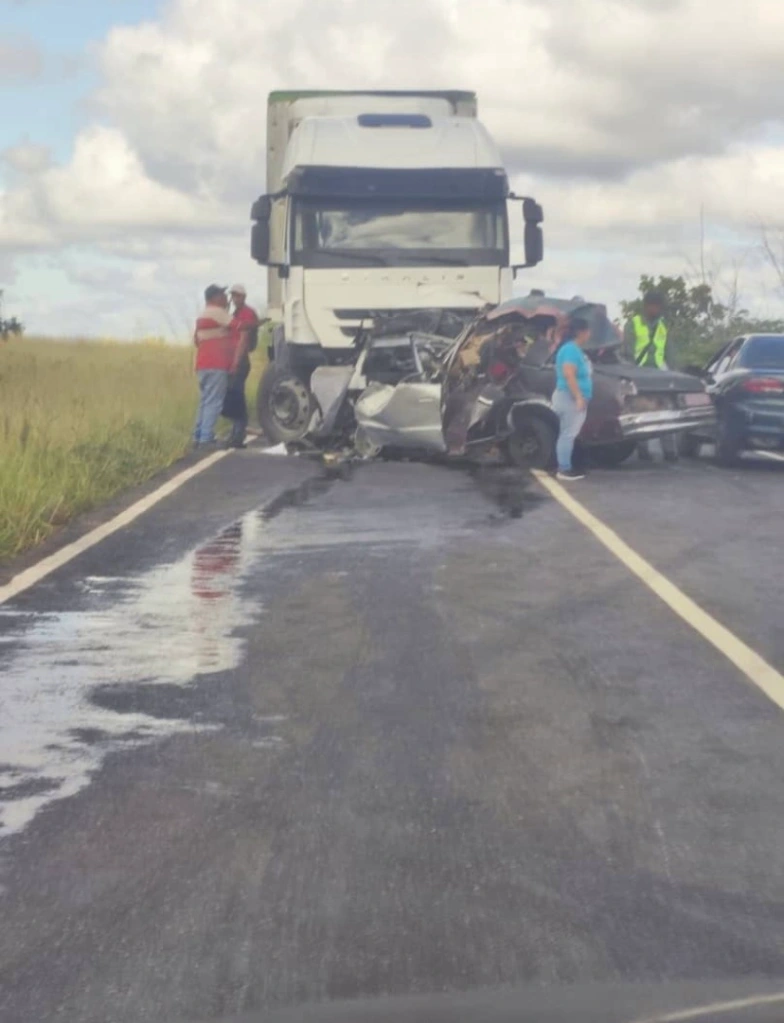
[588,440,637,468]
[505,415,556,469]
[257,365,314,444]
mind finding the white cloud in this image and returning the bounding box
[5,0,784,333]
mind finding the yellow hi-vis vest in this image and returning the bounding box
[632,315,668,368]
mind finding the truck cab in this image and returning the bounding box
[251,90,543,443]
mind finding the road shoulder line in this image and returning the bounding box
[0,449,229,606]
[532,469,784,712]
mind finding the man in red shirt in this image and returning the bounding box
[193,284,235,446]
[225,284,260,448]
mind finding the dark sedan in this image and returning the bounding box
[680,334,784,465]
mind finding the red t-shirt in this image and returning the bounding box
[231,304,258,354]
[194,305,233,371]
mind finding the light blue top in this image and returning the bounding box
[555,340,593,400]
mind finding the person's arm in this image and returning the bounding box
[562,361,587,410]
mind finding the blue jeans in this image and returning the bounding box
[552,389,587,471]
[193,369,228,444]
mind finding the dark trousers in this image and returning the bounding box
[224,357,250,446]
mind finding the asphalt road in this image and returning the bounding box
[0,448,783,1023]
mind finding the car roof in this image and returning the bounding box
[488,295,620,349]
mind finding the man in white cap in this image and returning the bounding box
[224,284,260,448]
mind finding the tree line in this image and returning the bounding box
[621,274,784,367]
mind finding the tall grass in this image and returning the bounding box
[0,339,201,560]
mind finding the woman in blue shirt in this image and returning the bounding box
[553,317,593,480]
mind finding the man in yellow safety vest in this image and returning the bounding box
[623,289,677,461]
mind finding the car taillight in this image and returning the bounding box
[741,377,784,394]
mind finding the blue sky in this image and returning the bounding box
[3,0,784,338]
[1,0,161,165]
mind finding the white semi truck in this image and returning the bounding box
[251,90,544,443]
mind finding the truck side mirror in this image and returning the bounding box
[251,195,272,265]
[523,198,544,268]
[507,196,544,271]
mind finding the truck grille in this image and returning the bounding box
[333,308,475,339]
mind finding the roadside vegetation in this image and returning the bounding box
[622,275,784,367]
[0,336,267,561]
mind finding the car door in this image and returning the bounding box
[357,336,446,452]
[700,339,744,438]
[708,339,744,388]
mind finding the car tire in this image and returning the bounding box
[505,415,556,469]
[678,432,703,458]
[257,365,314,444]
[588,440,637,468]
[715,416,741,467]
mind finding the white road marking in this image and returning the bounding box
[753,449,784,464]
[633,990,784,1023]
[0,449,229,606]
[532,470,784,712]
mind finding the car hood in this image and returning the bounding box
[595,362,706,393]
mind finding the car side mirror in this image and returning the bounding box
[250,195,272,265]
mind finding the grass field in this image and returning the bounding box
[0,337,267,561]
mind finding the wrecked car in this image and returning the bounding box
[300,297,715,469]
[351,304,566,466]
[478,295,716,467]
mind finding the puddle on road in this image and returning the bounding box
[0,463,540,840]
[0,510,276,840]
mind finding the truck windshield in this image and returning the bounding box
[292,199,506,268]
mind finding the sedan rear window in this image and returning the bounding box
[739,336,784,369]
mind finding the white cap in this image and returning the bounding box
[229,283,247,296]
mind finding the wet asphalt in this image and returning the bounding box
[0,448,783,1023]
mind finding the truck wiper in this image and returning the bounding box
[317,249,389,266]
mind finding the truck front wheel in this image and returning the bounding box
[257,364,314,444]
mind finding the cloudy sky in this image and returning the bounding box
[3,0,784,338]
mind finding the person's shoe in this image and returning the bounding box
[557,468,586,481]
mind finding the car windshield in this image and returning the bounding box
[739,336,784,369]
[292,199,506,268]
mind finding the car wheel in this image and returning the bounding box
[715,416,741,467]
[587,440,637,468]
[678,432,703,458]
[257,365,314,444]
[505,415,556,469]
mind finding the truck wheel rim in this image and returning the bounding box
[271,379,311,431]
